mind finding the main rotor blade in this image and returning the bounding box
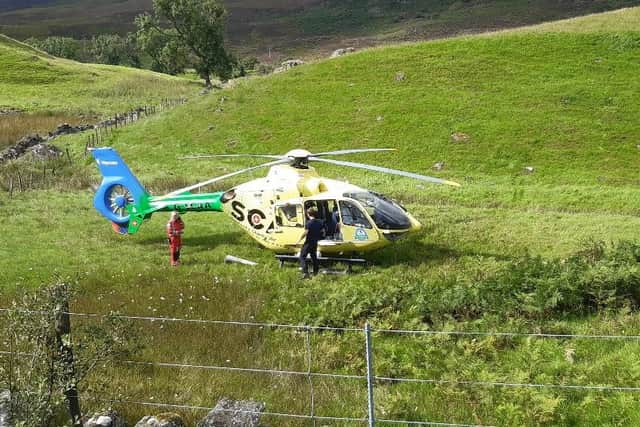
[311,148,396,157]
[160,158,289,198]
[179,154,284,160]
[309,157,461,187]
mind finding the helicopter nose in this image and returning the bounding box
[409,216,422,232]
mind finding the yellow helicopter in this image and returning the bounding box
[90,147,460,254]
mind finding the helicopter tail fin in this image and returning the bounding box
[90,147,150,234]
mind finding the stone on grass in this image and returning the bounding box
[197,397,265,427]
[274,59,304,73]
[432,161,445,171]
[135,413,185,427]
[450,132,470,143]
[523,166,535,174]
[48,123,93,138]
[395,71,406,81]
[330,47,356,58]
[84,410,127,427]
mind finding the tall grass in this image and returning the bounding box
[0,112,86,149]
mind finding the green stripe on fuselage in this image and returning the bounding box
[126,192,225,233]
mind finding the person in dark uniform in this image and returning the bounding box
[296,207,324,278]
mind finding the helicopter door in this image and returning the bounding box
[274,203,305,241]
[338,200,374,243]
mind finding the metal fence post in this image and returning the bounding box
[305,327,316,427]
[365,322,375,427]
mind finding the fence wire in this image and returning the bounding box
[2,307,640,427]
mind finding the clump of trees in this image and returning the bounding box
[25,0,259,86]
[25,34,141,67]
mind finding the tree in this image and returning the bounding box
[136,0,233,87]
[134,23,189,75]
[89,34,140,67]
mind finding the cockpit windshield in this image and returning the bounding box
[344,191,411,230]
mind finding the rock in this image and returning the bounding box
[199,87,212,96]
[395,71,406,81]
[274,59,305,73]
[208,125,215,131]
[0,134,45,163]
[135,413,185,427]
[48,123,93,138]
[432,161,445,171]
[450,132,470,143]
[523,166,535,174]
[197,397,265,427]
[29,143,63,160]
[0,390,11,427]
[376,116,384,122]
[330,47,356,58]
[84,410,127,427]
[0,108,22,116]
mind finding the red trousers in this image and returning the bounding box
[169,237,181,266]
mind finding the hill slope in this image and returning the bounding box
[2,7,640,426]
[0,34,199,115]
[1,0,640,59]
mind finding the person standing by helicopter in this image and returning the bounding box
[296,207,324,278]
[166,211,185,266]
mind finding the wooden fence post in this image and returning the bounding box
[55,294,82,426]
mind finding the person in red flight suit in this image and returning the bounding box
[166,211,185,266]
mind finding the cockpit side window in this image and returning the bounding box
[276,204,304,227]
[343,191,411,230]
[339,200,372,229]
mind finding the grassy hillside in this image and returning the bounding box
[0,34,200,148]
[1,0,640,59]
[2,7,640,426]
[0,34,199,114]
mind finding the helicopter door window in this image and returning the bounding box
[276,204,304,227]
[339,200,372,229]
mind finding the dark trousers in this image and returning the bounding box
[300,242,319,276]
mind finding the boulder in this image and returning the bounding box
[0,108,22,116]
[274,59,304,73]
[84,410,127,427]
[450,132,470,143]
[0,390,11,427]
[135,413,185,427]
[197,398,265,427]
[48,123,93,138]
[0,134,45,163]
[523,166,535,174]
[330,47,356,58]
[29,143,63,160]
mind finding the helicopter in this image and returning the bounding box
[90,147,460,254]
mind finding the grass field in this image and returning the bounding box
[2,6,640,426]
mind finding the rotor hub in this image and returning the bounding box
[285,149,312,159]
[114,195,128,208]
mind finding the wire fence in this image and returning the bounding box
[2,307,640,426]
[2,97,187,196]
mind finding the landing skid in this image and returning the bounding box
[275,254,367,273]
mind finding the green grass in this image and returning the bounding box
[0,34,200,115]
[3,7,640,426]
